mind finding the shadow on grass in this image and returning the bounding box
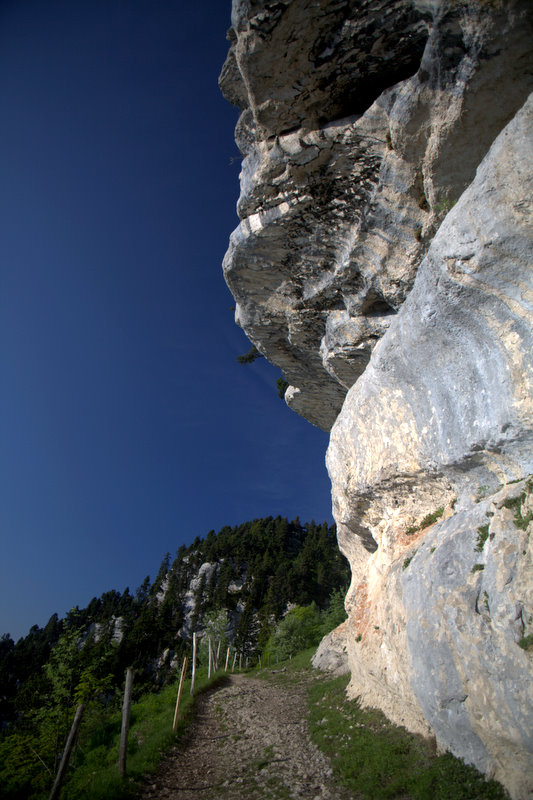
[308,674,509,800]
[247,650,509,800]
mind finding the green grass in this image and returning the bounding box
[518,634,533,651]
[406,507,445,536]
[308,674,508,799]
[47,642,514,800]
[475,525,490,552]
[502,481,533,531]
[253,648,508,799]
[58,668,228,800]
[253,647,317,686]
[420,507,444,528]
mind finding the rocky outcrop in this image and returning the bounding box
[220,1,533,797]
[312,620,350,676]
[221,0,533,431]
[325,92,533,798]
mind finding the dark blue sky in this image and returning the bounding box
[0,1,332,640]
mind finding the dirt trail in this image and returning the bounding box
[136,671,353,800]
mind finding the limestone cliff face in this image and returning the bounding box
[220,1,533,797]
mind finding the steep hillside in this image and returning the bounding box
[219,2,533,798]
[0,517,348,726]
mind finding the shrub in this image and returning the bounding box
[276,377,289,399]
[406,506,444,536]
[475,525,490,552]
[264,604,323,662]
[420,507,444,529]
[236,346,263,364]
[403,550,417,570]
[502,481,533,530]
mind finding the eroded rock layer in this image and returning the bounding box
[220,1,533,797]
[221,0,532,430]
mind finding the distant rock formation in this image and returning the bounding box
[220,2,533,797]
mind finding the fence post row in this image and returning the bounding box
[48,637,270,798]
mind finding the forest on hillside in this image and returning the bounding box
[0,516,349,799]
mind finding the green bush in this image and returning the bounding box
[0,668,224,800]
[518,633,533,651]
[262,588,347,664]
[475,525,490,552]
[263,604,323,662]
[60,668,225,800]
[319,586,347,635]
[276,377,289,399]
[502,481,533,530]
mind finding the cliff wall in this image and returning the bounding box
[220,2,533,797]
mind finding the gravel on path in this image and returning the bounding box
[136,671,354,800]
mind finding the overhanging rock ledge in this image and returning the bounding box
[220,2,533,797]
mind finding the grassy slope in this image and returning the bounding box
[56,669,227,800]
[255,649,509,800]
[42,650,509,800]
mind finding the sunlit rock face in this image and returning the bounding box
[328,99,533,799]
[220,1,533,797]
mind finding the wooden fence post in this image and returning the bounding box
[190,632,197,696]
[48,704,85,800]
[173,657,188,733]
[118,668,133,778]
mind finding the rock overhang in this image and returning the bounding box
[220,0,533,432]
[220,2,533,796]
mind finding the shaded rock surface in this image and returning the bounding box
[221,0,533,430]
[220,1,533,798]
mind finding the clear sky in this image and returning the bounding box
[0,1,333,641]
